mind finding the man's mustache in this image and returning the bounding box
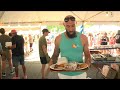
[68,31,74,33]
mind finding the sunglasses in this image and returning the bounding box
[64,16,75,22]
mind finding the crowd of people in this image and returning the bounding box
[0,29,27,79]
[87,31,119,48]
[0,15,120,79]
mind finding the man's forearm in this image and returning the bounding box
[51,55,58,64]
[85,57,91,66]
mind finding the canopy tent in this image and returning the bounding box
[0,11,120,31]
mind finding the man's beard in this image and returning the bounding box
[66,30,77,38]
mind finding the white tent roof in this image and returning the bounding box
[1,11,120,24]
[0,11,120,31]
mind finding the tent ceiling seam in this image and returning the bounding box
[0,11,5,21]
[71,11,83,21]
[84,11,104,21]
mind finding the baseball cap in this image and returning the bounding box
[42,29,50,33]
[11,29,17,33]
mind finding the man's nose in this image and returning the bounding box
[69,27,74,31]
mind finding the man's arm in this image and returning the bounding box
[49,35,61,64]
[82,35,91,66]
[42,45,48,55]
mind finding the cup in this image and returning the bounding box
[57,57,68,65]
[5,42,12,47]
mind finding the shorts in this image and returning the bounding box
[58,72,87,79]
[30,43,33,47]
[1,50,12,61]
[40,57,47,64]
[12,55,25,67]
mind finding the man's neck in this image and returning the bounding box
[65,31,77,39]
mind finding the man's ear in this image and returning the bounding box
[75,21,77,25]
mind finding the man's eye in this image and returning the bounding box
[67,26,70,28]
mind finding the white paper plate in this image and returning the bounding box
[50,64,64,70]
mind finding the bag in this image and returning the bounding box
[101,65,117,79]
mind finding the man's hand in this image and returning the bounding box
[48,59,53,66]
[85,60,91,67]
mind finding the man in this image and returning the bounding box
[49,15,91,79]
[100,32,109,54]
[100,32,109,45]
[9,30,27,79]
[0,28,14,77]
[28,34,34,52]
[39,28,50,79]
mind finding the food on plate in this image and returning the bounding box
[54,64,65,68]
[50,61,88,71]
[77,63,88,69]
[64,62,77,70]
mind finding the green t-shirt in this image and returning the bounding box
[59,32,84,76]
[0,34,11,51]
[39,35,47,57]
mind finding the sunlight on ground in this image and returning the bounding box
[25,42,54,62]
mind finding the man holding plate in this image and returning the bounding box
[48,15,91,79]
[0,28,15,77]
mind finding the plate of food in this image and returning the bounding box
[50,62,89,71]
[76,63,89,70]
[50,64,65,71]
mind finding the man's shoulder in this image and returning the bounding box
[1,35,11,40]
[40,36,45,40]
[55,33,63,40]
[0,34,10,38]
[39,36,45,42]
[80,34,87,39]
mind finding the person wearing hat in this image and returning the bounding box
[0,28,15,77]
[10,29,27,79]
[39,28,50,79]
[48,15,91,79]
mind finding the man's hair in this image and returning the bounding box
[9,33,12,36]
[42,28,50,34]
[0,28,5,34]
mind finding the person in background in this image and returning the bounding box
[100,32,109,54]
[24,36,29,56]
[109,33,116,45]
[39,29,50,79]
[100,32,109,45]
[0,28,14,77]
[28,34,34,52]
[8,30,27,79]
[109,33,116,54]
[48,15,91,79]
[88,33,94,47]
